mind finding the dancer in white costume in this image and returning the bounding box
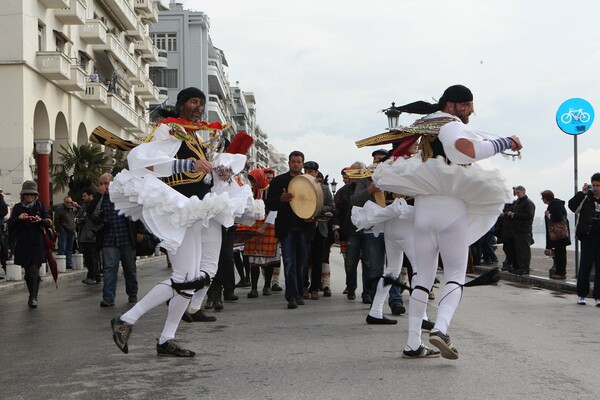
[110,87,253,356]
[352,142,433,326]
[373,85,522,359]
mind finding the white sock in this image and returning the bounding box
[121,280,174,325]
[188,286,208,312]
[159,293,190,344]
[368,278,389,319]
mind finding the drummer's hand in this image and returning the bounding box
[194,160,213,173]
[367,182,381,194]
[303,217,314,223]
[509,136,523,151]
[280,188,293,203]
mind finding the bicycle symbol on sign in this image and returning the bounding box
[560,108,591,124]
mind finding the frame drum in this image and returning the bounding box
[288,175,324,219]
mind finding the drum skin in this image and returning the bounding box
[288,175,324,219]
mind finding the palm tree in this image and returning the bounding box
[51,143,110,202]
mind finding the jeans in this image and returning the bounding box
[345,232,385,299]
[577,235,600,299]
[102,244,137,301]
[280,229,309,302]
[58,230,75,267]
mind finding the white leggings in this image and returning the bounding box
[406,195,468,350]
[121,219,222,343]
[368,217,415,319]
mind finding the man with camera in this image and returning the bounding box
[54,196,80,269]
[77,189,101,285]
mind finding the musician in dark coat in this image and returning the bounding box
[264,150,314,309]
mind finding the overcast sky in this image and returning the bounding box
[179,0,600,214]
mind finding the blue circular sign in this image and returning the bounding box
[556,98,594,135]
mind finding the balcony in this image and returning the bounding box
[82,82,108,106]
[101,0,137,31]
[142,46,158,62]
[207,96,226,124]
[150,51,168,69]
[208,59,227,98]
[134,0,152,14]
[54,0,86,25]
[129,67,146,84]
[126,116,148,135]
[95,34,138,77]
[126,21,147,40]
[136,79,159,101]
[36,51,71,80]
[97,93,138,128]
[80,19,107,44]
[143,3,159,23]
[55,64,87,92]
[39,0,69,8]
[157,86,169,103]
[134,37,153,55]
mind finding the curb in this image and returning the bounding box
[473,265,577,294]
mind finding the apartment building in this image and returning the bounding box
[0,0,160,205]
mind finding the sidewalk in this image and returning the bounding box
[0,254,167,295]
[0,247,581,296]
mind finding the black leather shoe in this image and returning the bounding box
[390,303,406,316]
[366,315,397,325]
[271,283,283,292]
[323,287,332,297]
[111,317,132,354]
[128,296,137,303]
[247,289,259,298]
[156,339,195,357]
[223,294,239,301]
[347,291,356,300]
[100,298,115,307]
[182,309,217,323]
[214,298,223,311]
[287,299,298,309]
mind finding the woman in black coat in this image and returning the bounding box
[7,181,53,308]
[541,190,571,279]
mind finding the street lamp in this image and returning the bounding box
[330,178,338,194]
[383,102,402,130]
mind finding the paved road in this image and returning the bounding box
[1,249,599,400]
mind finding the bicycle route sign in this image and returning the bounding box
[556,98,594,135]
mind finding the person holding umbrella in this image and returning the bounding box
[7,181,54,308]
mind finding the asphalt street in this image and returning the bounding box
[1,250,599,400]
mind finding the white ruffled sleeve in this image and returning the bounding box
[127,124,181,177]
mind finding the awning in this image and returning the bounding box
[53,29,73,44]
[78,50,95,62]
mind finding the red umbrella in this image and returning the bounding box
[42,228,58,288]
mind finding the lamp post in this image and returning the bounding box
[383,102,402,129]
[330,178,338,194]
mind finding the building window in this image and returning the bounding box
[165,69,177,87]
[38,21,45,52]
[149,68,178,88]
[151,33,177,52]
[55,33,67,53]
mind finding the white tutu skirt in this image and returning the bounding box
[110,170,259,254]
[372,156,512,243]
[351,198,414,237]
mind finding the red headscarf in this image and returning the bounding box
[248,168,269,199]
